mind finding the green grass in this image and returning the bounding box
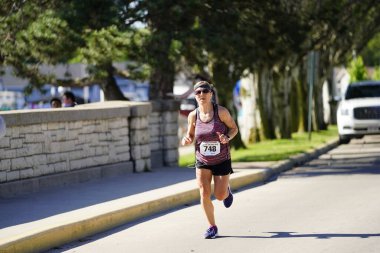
[179,125,338,167]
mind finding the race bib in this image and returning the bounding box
[200,141,220,156]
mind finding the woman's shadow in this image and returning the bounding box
[218,231,380,239]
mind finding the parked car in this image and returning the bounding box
[337,81,380,143]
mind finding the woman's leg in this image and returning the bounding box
[213,174,230,201]
[196,168,215,226]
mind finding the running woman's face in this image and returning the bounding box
[194,88,212,103]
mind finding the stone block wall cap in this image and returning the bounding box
[0,101,152,126]
[129,103,152,116]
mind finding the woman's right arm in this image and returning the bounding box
[181,110,196,146]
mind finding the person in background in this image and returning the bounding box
[181,81,238,239]
[62,91,77,107]
[0,115,6,138]
[50,97,62,108]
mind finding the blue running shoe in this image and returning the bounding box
[223,186,233,208]
[204,225,218,239]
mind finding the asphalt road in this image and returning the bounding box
[48,135,380,253]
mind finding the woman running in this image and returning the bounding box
[182,81,238,239]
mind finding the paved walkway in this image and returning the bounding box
[0,139,338,253]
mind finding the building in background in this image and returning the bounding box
[0,91,25,110]
[0,63,149,110]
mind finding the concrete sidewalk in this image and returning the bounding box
[0,139,339,253]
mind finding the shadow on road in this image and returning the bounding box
[0,167,195,229]
[219,231,380,239]
[282,137,380,178]
[282,161,380,178]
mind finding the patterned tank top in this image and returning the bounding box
[195,104,230,165]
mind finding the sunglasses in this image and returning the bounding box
[194,89,211,95]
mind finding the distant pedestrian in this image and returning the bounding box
[0,115,6,138]
[181,81,238,239]
[62,91,77,107]
[50,97,62,108]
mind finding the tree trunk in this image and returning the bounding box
[212,61,246,149]
[250,72,261,143]
[314,52,328,131]
[212,61,233,106]
[150,66,175,99]
[291,77,300,133]
[257,65,276,139]
[147,32,175,100]
[298,58,309,132]
[276,65,292,139]
[102,62,128,101]
[327,75,338,124]
[231,105,247,150]
[313,80,327,130]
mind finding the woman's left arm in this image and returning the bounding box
[218,106,238,142]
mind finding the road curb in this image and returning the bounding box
[271,138,339,174]
[0,138,339,253]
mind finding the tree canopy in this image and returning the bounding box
[2,0,380,141]
[360,33,380,67]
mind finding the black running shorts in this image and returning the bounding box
[195,159,233,176]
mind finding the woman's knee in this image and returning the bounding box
[213,175,229,200]
[214,189,227,201]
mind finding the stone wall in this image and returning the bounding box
[0,100,179,197]
[150,100,180,168]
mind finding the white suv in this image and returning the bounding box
[337,81,380,143]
